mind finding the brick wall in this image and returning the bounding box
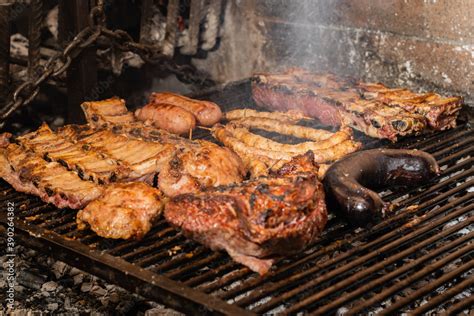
[196,0,473,104]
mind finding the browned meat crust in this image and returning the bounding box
[77,182,166,239]
[158,140,246,197]
[252,69,462,141]
[57,126,176,184]
[81,97,136,129]
[0,135,102,209]
[356,82,462,130]
[165,152,327,275]
[17,124,132,184]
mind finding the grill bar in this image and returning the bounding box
[445,295,474,314]
[384,260,473,315]
[310,233,473,315]
[411,275,474,315]
[347,244,473,314]
[405,128,472,151]
[253,211,473,314]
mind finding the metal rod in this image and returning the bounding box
[0,4,11,103]
[411,275,474,315]
[374,250,474,315]
[256,214,473,314]
[28,0,42,80]
[444,294,474,315]
[58,0,97,124]
[162,0,179,56]
[180,0,204,55]
[165,252,224,279]
[315,232,473,315]
[184,260,237,287]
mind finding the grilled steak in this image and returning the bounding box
[0,134,102,209]
[252,69,462,141]
[165,152,327,275]
[77,182,166,239]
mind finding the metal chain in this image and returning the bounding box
[0,3,215,126]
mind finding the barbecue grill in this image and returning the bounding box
[1,1,473,315]
[1,80,473,314]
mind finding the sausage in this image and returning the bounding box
[225,109,307,123]
[135,103,196,135]
[323,149,440,226]
[235,117,335,141]
[227,124,352,153]
[150,92,222,126]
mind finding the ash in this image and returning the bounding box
[0,245,182,315]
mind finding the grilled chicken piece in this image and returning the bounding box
[0,135,102,209]
[77,182,166,239]
[58,125,176,184]
[158,140,246,196]
[165,152,327,275]
[81,97,136,128]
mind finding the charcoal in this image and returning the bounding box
[16,270,47,290]
[47,302,59,311]
[41,281,58,292]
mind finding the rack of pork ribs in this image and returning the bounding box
[252,68,463,142]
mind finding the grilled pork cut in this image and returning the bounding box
[58,125,176,184]
[165,152,327,275]
[0,134,102,209]
[81,97,136,128]
[252,69,462,141]
[17,124,132,184]
[77,182,166,239]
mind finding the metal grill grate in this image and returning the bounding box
[1,81,473,315]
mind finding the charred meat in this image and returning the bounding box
[252,68,462,141]
[165,152,327,275]
[0,134,103,209]
[81,97,136,129]
[0,97,245,206]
